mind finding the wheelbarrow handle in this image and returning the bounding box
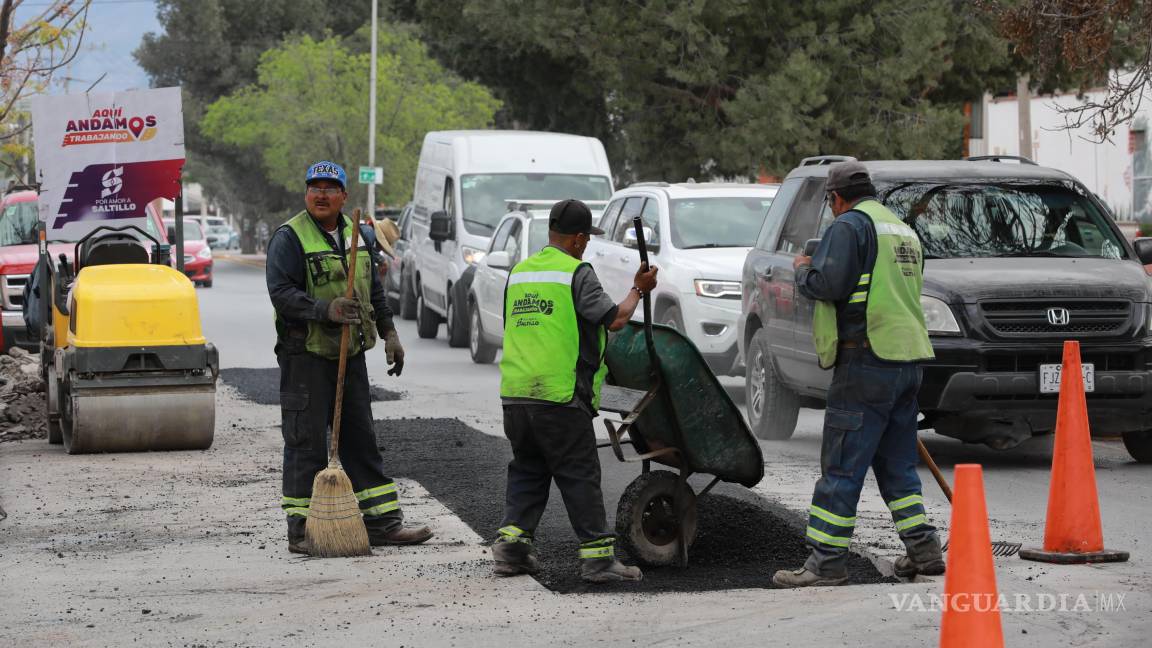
[632,216,659,370]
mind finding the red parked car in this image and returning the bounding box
[0,187,172,351]
[164,218,213,287]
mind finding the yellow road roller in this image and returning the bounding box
[43,224,217,454]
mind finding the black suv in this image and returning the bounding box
[739,156,1152,463]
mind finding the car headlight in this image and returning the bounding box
[921,295,960,335]
[694,279,742,299]
[461,246,486,265]
[197,246,212,260]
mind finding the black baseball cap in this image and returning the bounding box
[826,161,872,192]
[549,199,604,235]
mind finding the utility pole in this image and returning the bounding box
[1017,74,1033,160]
[367,0,378,219]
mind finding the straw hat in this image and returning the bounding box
[368,215,400,257]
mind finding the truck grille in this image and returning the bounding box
[979,299,1132,338]
[984,352,1136,373]
[1,274,29,310]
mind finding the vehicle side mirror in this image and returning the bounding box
[803,238,821,257]
[1134,237,1152,265]
[485,250,511,270]
[429,210,453,242]
[623,226,659,253]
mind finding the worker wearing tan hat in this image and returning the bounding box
[363,215,401,280]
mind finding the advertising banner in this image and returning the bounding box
[30,87,184,241]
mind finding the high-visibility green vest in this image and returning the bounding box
[813,200,935,369]
[500,246,609,409]
[274,211,377,359]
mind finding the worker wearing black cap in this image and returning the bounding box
[492,198,658,583]
[773,162,942,588]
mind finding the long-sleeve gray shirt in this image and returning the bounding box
[266,212,394,337]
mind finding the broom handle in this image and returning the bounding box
[329,208,362,466]
[916,437,953,503]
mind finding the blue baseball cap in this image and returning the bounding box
[305,161,347,189]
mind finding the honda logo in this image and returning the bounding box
[1047,307,1071,326]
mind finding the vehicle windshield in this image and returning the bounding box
[528,219,550,255]
[880,183,1126,260]
[669,196,775,249]
[0,200,39,246]
[459,174,612,235]
[167,221,205,240]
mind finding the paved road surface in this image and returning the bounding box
[0,257,1146,646]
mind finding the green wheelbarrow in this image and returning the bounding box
[598,217,764,567]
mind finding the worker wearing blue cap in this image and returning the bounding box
[266,160,433,554]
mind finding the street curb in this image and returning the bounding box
[217,254,267,269]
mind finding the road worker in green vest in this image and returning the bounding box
[773,162,943,587]
[266,161,432,554]
[493,199,659,583]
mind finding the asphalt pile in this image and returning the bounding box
[377,416,893,594]
[0,347,46,443]
[220,367,402,405]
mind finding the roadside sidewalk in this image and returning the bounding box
[215,252,267,269]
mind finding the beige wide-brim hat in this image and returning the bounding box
[368,216,400,257]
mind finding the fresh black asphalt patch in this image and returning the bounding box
[221,367,402,405]
[377,416,893,594]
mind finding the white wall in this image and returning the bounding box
[976,82,1149,220]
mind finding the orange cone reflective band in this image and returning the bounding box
[940,464,1003,648]
[1020,341,1128,564]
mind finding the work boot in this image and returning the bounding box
[288,537,311,555]
[369,524,434,546]
[491,539,541,577]
[889,553,944,576]
[894,535,946,578]
[580,558,643,584]
[771,567,848,588]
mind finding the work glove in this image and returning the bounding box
[384,328,405,376]
[326,297,362,324]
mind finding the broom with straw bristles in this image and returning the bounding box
[305,207,372,558]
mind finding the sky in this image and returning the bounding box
[15,0,162,94]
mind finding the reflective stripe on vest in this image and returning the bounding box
[499,247,609,409]
[274,211,377,359]
[812,200,935,368]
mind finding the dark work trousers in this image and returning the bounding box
[500,404,612,546]
[804,347,938,577]
[279,346,402,541]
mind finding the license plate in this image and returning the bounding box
[1039,363,1094,394]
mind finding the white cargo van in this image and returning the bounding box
[410,130,614,345]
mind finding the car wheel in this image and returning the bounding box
[446,289,469,348]
[399,272,418,320]
[1122,430,1152,463]
[202,279,213,288]
[469,299,498,364]
[662,305,685,333]
[746,328,799,440]
[416,289,440,339]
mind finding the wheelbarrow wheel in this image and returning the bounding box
[615,470,698,567]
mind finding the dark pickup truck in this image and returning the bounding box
[739,156,1152,463]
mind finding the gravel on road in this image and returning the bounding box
[221,367,402,405]
[376,416,892,594]
[0,347,46,443]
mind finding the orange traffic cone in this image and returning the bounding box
[1020,341,1129,564]
[940,464,1004,648]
